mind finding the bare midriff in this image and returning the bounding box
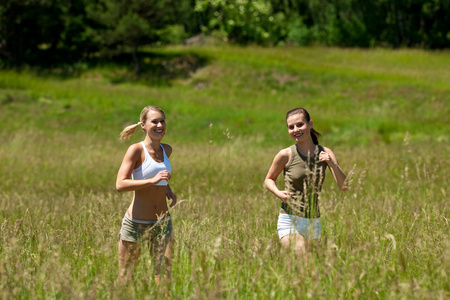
[127,185,169,220]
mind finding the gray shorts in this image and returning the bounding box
[119,212,173,243]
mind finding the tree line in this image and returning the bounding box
[1,0,449,69]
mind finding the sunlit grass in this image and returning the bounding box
[0,45,449,298]
[1,135,448,298]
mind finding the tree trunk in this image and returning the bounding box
[131,44,141,75]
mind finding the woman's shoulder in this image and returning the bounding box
[318,145,338,158]
[119,143,144,164]
[278,146,293,156]
[319,145,332,153]
[128,142,143,150]
[125,142,144,157]
[274,146,292,164]
[161,143,173,157]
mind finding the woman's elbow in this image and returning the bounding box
[264,178,277,191]
[116,181,126,193]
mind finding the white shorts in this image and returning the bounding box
[277,213,321,240]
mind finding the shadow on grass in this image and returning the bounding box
[91,50,210,86]
[4,49,210,86]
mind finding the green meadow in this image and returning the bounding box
[0,45,449,299]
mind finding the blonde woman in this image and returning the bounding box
[116,105,177,285]
[264,107,347,256]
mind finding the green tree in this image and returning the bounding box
[269,0,450,48]
[0,0,94,67]
[194,0,275,44]
[0,0,62,67]
[1,0,449,69]
[85,0,191,73]
[376,0,450,48]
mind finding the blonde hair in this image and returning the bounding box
[119,105,166,141]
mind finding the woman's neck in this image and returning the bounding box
[143,138,161,151]
[296,140,316,157]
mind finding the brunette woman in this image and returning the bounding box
[264,107,347,256]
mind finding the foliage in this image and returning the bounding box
[0,0,192,70]
[194,0,275,44]
[194,0,450,48]
[1,0,449,68]
[85,0,190,73]
[0,0,94,67]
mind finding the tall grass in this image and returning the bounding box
[0,46,449,299]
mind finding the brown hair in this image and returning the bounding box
[286,107,321,145]
[119,105,165,141]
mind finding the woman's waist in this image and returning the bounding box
[278,212,320,222]
[129,195,170,220]
[127,206,171,221]
[280,206,321,218]
[124,211,171,224]
[280,196,320,218]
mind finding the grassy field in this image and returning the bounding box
[0,45,449,299]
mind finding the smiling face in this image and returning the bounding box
[142,109,166,140]
[286,113,312,143]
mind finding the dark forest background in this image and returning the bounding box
[1,0,449,69]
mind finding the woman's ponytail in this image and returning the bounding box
[119,123,141,141]
[310,128,321,145]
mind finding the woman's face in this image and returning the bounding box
[286,113,312,143]
[142,110,166,140]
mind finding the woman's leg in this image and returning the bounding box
[280,233,309,257]
[151,235,172,285]
[118,239,141,283]
[164,236,174,279]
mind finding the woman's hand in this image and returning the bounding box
[319,151,338,168]
[320,148,348,191]
[277,191,293,204]
[151,170,171,185]
[319,151,332,164]
[166,185,177,207]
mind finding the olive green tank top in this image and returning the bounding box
[281,144,327,218]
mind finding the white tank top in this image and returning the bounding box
[131,142,171,186]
